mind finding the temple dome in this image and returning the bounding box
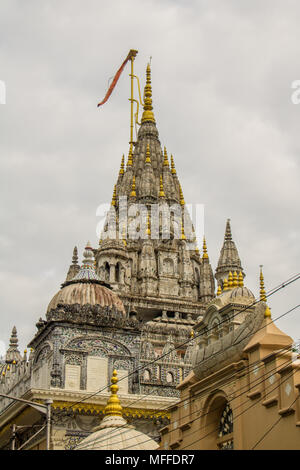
[75,414,159,450]
[47,243,125,316]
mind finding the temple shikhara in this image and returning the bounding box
[0,53,299,450]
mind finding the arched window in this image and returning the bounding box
[104,262,110,282]
[218,403,233,449]
[143,369,151,381]
[115,262,121,283]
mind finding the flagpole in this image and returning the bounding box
[129,50,138,145]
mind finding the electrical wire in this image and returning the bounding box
[60,273,299,413]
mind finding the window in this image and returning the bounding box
[218,403,233,450]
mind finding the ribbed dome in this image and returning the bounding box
[47,242,126,316]
[47,282,125,315]
[75,415,159,450]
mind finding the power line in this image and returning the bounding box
[75,350,295,450]
[60,273,299,413]
[73,304,299,449]
[251,396,299,449]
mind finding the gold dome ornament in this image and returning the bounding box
[223,278,229,291]
[202,237,208,259]
[130,175,136,197]
[170,155,177,175]
[259,265,267,302]
[104,370,123,417]
[159,175,165,198]
[163,147,169,167]
[217,285,222,296]
[145,143,151,164]
[238,271,244,287]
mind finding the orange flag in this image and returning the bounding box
[97,50,137,107]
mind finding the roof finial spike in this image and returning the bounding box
[163,147,169,167]
[238,271,244,287]
[181,220,186,240]
[233,271,238,287]
[111,185,117,207]
[145,144,151,164]
[170,155,177,175]
[225,218,232,241]
[145,211,151,237]
[202,237,208,259]
[179,185,185,206]
[141,63,155,124]
[119,155,125,175]
[72,246,78,265]
[260,265,267,302]
[223,278,229,291]
[130,175,136,197]
[159,175,165,198]
[104,369,123,417]
[127,144,133,167]
[217,284,222,295]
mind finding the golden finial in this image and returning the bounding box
[228,271,233,288]
[111,185,117,206]
[163,147,169,167]
[181,221,186,240]
[145,212,151,236]
[12,360,16,365]
[190,329,194,338]
[141,63,155,124]
[104,369,123,417]
[264,305,272,318]
[195,247,200,256]
[130,175,136,197]
[238,271,244,287]
[127,144,133,167]
[179,185,185,206]
[7,365,10,371]
[223,278,229,291]
[145,144,151,164]
[119,155,125,175]
[217,285,222,296]
[170,155,177,175]
[260,265,267,302]
[202,237,208,259]
[159,175,165,198]
[233,271,238,287]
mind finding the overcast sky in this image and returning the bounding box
[0,0,299,355]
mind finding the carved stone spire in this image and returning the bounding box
[65,246,80,281]
[5,326,22,364]
[215,219,244,289]
[199,237,215,303]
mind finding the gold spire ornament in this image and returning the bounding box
[141,63,156,124]
[179,185,185,206]
[170,155,177,175]
[181,221,186,240]
[119,155,125,175]
[130,175,136,197]
[145,212,151,236]
[260,265,267,302]
[238,271,244,287]
[217,285,222,295]
[202,237,208,259]
[233,271,238,287]
[223,278,229,291]
[127,144,133,167]
[111,185,117,206]
[145,144,151,164]
[163,147,169,167]
[104,370,123,417]
[159,175,165,198]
